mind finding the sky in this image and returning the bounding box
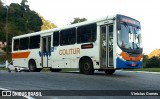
[2,0,160,54]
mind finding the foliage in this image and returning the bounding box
[0,0,57,54]
[142,55,149,68]
[145,56,160,68]
[40,15,57,30]
[0,0,42,40]
[70,17,87,24]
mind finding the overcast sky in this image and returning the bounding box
[3,0,160,54]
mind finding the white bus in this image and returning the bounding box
[11,14,143,74]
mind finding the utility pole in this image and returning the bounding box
[5,6,9,68]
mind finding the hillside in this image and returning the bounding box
[148,49,160,58]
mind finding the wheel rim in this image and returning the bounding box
[84,62,90,71]
[29,62,34,71]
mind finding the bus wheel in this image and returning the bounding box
[29,60,37,72]
[50,68,62,72]
[81,58,94,75]
[104,69,116,75]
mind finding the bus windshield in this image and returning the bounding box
[117,23,142,54]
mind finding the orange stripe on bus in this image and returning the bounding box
[120,51,142,62]
[12,52,30,59]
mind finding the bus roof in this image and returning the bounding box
[12,14,117,39]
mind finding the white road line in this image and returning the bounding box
[0,87,35,99]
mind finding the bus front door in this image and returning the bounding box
[42,36,51,67]
[100,25,114,68]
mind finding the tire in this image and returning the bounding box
[15,68,18,72]
[50,68,62,72]
[29,60,37,72]
[79,68,83,73]
[81,58,94,75]
[104,69,116,75]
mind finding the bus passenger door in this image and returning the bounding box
[42,36,51,67]
[100,25,114,68]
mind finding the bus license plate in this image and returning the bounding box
[131,63,136,66]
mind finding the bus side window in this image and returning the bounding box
[29,35,40,49]
[13,39,19,51]
[77,23,97,43]
[53,31,59,46]
[60,28,76,46]
[19,37,29,50]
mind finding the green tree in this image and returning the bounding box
[0,0,43,53]
[0,0,3,8]
[143,55,149,68]
[146,56,160,68]
[70,17,87,24]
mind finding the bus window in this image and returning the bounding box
[19,37,29,50]
[60,28,76,46]
[13,39,19,51]
[29,35,40,49]
[77,24,97,43]
[42,37,47,52]
[53,31,59,46]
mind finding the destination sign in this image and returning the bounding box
[117,15,140,26]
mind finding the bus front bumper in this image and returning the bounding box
[116,58,142,69]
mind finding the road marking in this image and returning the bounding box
[0,87,35,99]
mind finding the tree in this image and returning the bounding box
[146,56,160,68]
[0,0,3,8]
[143,55,149,68]
[40,15,57,30]
[0,0,43,53]
[70,17,87,24]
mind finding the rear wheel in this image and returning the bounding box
[29,60,37,72]
[81,58,94,75]
[104,69,115,75]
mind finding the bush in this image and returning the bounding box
[145,56,160,68]
[143,55,148,68]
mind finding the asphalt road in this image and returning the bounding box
[0,70,160,99]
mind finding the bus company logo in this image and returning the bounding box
[59,48,80,55]
[2,91,11,96]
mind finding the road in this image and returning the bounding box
[0,70,160,99]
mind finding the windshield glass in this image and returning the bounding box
[117,23,142,53]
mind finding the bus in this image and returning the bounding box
[11,14,143,74]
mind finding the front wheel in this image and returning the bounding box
[81,58,94,75]
[104,69,116,75]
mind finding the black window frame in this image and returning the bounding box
[13,39,20,51]
[29,35,40,49]
[77,23,97,44]
[53,31,60,47]
[60,28,76,46]
[19,37,29,50]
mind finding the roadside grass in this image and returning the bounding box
[0,67,8,70]
[126,68,160,72]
